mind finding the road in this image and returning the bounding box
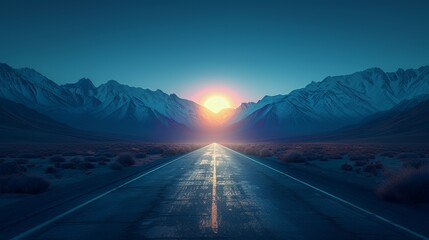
[3,143,427,240]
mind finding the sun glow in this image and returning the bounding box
[203,95,232,113]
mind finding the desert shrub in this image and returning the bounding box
[361,161,382,175]
[62,152,78,156]
[349,155,367,161]
[162,149,177,157]
[180,145,192,153]
[374,161,384,169]
[70,157,82,164]
[49,156,66,163]
[56,162,76,169]
[84,156,98,162]
[18,153,42,159]
[26,163,36,168]
[397,152,420,160]
[16,159,29,164]
[377,168,429,204]
[95,157,110,162]
[79,152,93,156]
[363,164,377,175]
[77,162,96,170]
[380,152,396,158]
[258,148,274,158]
[305,153,320,161]
[0,162,27,175]
[116,155,136,167]
[328,154,343,160]
[110,162,124,171]
[0,174,50,194]
[278,151,306,163]
[175,147,188,155]
[244,146,258,155]
[402,159,429,169]
[354,160,368,167]
[45,166,58,174]
[341,163,353,171]
[102,152,117,158]
[135,153,147,158]
[232,145,246,153]
[147,147,163,155]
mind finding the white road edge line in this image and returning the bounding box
[223,145,429,240]
[10,146,208,240]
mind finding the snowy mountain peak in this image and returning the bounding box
[229,66,429,139]
[0,63,13,71]
[63,78,95,89]
[62,78,97,98]
[418,65,429,72]
[77,78,95,87]
[1,62,429,140]
[105,79,121,86]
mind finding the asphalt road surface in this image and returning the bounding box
[3,143,428,240]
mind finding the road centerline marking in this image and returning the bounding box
[223,144,429,240]
[211,143,218,233]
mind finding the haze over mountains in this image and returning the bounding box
[0,62,428,142]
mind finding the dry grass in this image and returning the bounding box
[225,142,429,204]
[0,162,27,175]
[0,174,50,194]
[116,154,136,167]
[278,151,306,163]
[0,143,204,197]
[377,167,429,204]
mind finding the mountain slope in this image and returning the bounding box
[0,63,215,140]
[312,95,429,142]
[228,66,429,140]
[2,62,429,141]
[0,98,119,142]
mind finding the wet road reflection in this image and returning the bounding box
[27,143,420,240]
[211,143,218,233]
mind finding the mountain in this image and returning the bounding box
[0,63,215,140]
[310,95,429,142]
[0,98,119,142]
[1,62,428,142]
[227,66,429,140]
[227,95,284,124]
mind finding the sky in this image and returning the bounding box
[0,0,428,107]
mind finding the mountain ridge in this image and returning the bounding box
[1,62,428,141]
[0,63,217,140]
[227,66,429,140]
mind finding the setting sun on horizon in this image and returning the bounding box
[191,84,241,113]
[203,95,232,113]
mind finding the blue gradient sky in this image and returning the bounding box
[1,0,428,106]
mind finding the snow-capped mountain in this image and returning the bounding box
[0,64,77,110]
[0,63,214,139]
[1,62,429,141]
[227,66,429,140]
[227,94,284,124]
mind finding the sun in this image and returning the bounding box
[203,95,232,113]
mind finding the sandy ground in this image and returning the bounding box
[0,154,163,207]
[309,155,402,185]
[224,142,429,197]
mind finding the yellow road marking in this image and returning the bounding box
[211,143,218,233]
